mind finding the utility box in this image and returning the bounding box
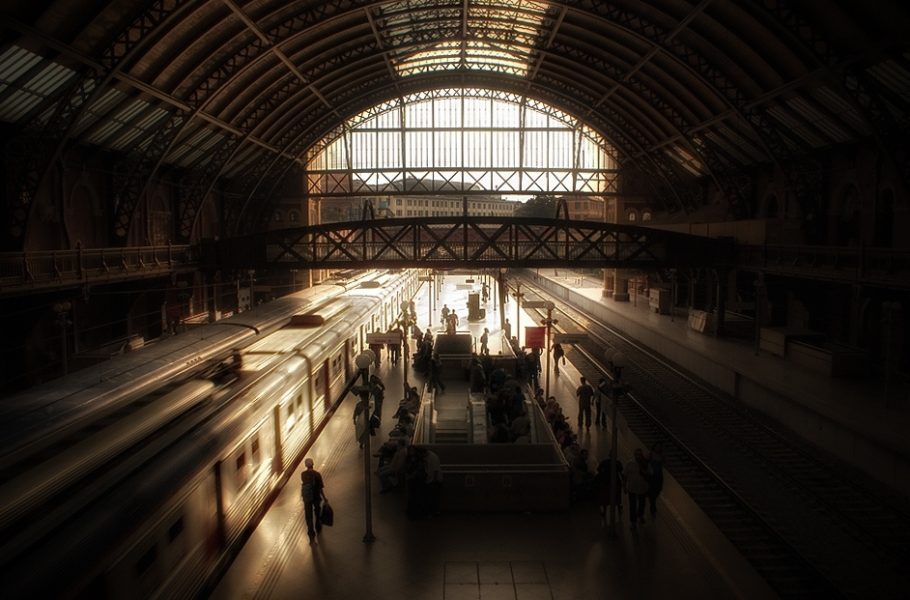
[649,288,671,314]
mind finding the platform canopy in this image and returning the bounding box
[2,1,909,239]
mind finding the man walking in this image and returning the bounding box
[480,327,489,354]
[576,376,595,430]
[300,458,326,540]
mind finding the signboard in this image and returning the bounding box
[525,326,547,349]
[522,300,551,309]
[367,332,402,345]
[418,276,434,281]
[465,278,475,283]
[554,332,588,344]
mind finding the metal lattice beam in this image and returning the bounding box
[214,216,727,270]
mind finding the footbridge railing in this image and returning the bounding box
[208,217,731,270]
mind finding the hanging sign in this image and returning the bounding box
[525,326,547,348]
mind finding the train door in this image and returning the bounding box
[321,359,331,407]
[213,462,227,548]
[344,339,352,379]
[272,406,283,473]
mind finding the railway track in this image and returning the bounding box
[520,276,910,599]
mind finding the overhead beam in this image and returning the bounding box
[223,0,342,119]
[3,18,298,163]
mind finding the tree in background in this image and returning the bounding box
[514,194,559,218]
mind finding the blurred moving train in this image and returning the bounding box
[0,269,418,598]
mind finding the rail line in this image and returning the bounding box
[520,276,910,599]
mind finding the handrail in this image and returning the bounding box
[0,244,196,295]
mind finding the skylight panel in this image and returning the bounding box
[387,0,549,78]
[0,53,76,123]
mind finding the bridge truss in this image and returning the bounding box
[211,217,729,270]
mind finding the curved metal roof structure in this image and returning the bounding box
[2,1,909,241]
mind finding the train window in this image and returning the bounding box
[168,517,184,543]
[135,544,157,576]
[251,437,260,463]
[236,452,248,487]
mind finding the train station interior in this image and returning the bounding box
[1,1,909,598]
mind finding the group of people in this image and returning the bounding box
[574,376,609,430]
[596,443,664,530]
[467,352,532,443]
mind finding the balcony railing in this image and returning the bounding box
[0,244,196,296]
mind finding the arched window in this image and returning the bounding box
[626,209,638,222]
[288,210,300,223]
[641,210,652,222]
[305,89,618,221]
[273,210,283,222]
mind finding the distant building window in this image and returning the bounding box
[288,210,299,223]
[642,211,652,222]
[273,210,283,222]
[626,209,638,222]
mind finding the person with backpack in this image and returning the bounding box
[551,343,565,376]
[300,458,326,540]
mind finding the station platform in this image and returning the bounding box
[527,269,910,498]
[211,274,775,600]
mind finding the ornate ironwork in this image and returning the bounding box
[212,217,727,270]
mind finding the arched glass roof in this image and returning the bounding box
[1,1,908,240]
[306,88,616,197]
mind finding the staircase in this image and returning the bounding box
[434,408,469,443]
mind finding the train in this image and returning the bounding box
[0,268,418,598]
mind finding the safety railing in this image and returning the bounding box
[0,244,196,295]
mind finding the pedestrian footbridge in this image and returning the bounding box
[209,217,730,270]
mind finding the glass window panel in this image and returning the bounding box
[377,131,402,170]
[524,130,547,168]
[434,98,461,128]
[434,131,461,167]
[492,131,520,168]
[352,131,376,169]
[405,100,433,127]
[463,98,491,127]
[524,108,548,128]
[549,131,573,168]
[464,131,492,168]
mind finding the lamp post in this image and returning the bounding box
[606,350,626,538]
[354,351,376,543]
[426,273,434,329]
[541,301,558,401]
[512,283,524,346]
